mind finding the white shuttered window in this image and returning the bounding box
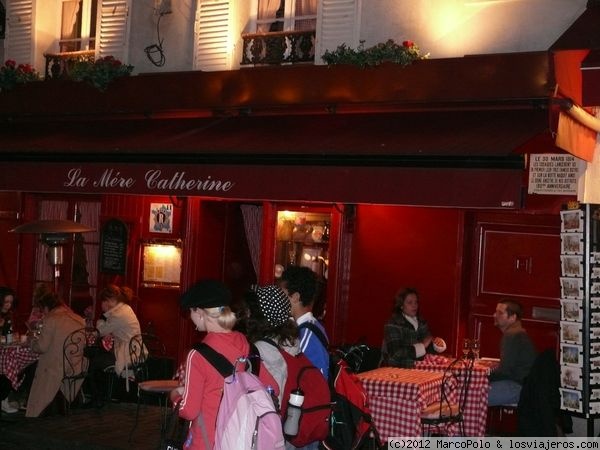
[194,0,232,71]
[5,0,35,65]
[315,0,360,65]
[95,0,131,62]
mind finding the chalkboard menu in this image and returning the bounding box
[100,218,128,275]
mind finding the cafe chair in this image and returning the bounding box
[62,327,99,415]
[128,335,174,446]
[105,333,152,400]
[420,356,474,436]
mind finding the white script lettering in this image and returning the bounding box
[145,170,235,192]
[64,168,89,187]
[93,169,135,188]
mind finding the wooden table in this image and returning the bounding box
[415,354,493,436]
[0,343,38,390]
[357,367,447,440]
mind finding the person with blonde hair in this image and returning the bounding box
[171,279,274,450]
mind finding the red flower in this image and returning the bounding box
[5,60,16,69]
[402,40,414,48]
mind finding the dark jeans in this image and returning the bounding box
[84,346,116,404]
[0,375,11,401]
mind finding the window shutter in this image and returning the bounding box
[315,0,360,65]
[96,0,131,62]
[5,0,35,65]
[194,0,232,71]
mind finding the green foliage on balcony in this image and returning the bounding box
[70,56,134,91]
[322,39,427,68]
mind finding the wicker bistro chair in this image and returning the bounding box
[62,327,99,415]
[420,356,475,436]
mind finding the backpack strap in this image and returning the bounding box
[193,342,261,377]
[193,342,234,378]
[298,322,329,350]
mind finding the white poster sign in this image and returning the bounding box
[528,154,581,195]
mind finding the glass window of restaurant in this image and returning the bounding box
[275,209,331,298]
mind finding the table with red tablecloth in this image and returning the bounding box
[415,354,493,437]
[357,367,448,440]
[0,343,38,390]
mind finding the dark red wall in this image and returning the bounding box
[345,205,463,353]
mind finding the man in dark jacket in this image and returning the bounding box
[488,299,537,406]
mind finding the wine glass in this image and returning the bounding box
[471,338,480,359]
[462,338,471,359]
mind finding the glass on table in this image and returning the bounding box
[462,338,471,358]
[471,338,480,359]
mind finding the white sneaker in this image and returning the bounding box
[1,398,18,413]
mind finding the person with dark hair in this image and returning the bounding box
[380,288,446,369]
[281,265,329,383]
[26,283,85,417]
[0,286,18,413]
[0,286,16,336]
[488,299,537,406]
[242,284,299,405]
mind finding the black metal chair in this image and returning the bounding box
[420,356,474,436]
[128,334,174,446]
[105,332,157,399]
[62,327,99,415]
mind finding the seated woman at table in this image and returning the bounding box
[26,283,85,417]
[86,284,142,407]
[1,286,19,414]
[0,286,16,338]
[380,287,446,368]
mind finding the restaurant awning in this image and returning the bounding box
[0,51,556,208]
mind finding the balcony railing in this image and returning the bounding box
[44,50,95,80]
[241,30,316,66]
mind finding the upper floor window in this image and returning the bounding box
[256,0,316,33]
[60,0,98,52]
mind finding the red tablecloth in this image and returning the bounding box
[357,367,448,440]
[415,354,491,436]
[0,343,38,390]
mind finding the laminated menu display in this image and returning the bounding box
[559,203,600,417]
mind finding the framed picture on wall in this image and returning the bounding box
[561,255,583,277]
[560,277,583,299]
[149,203,173,234]
[560,388,582,413]
[561,365,582,390]
[561,232,584,254]
[561,321,583,345]
[561,343,583,367]
[560,209,584,233]
[561,299,583,322]
[141,241,182,288]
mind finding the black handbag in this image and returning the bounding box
[162,403,189,450]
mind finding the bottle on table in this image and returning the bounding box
[5,319,13,344]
